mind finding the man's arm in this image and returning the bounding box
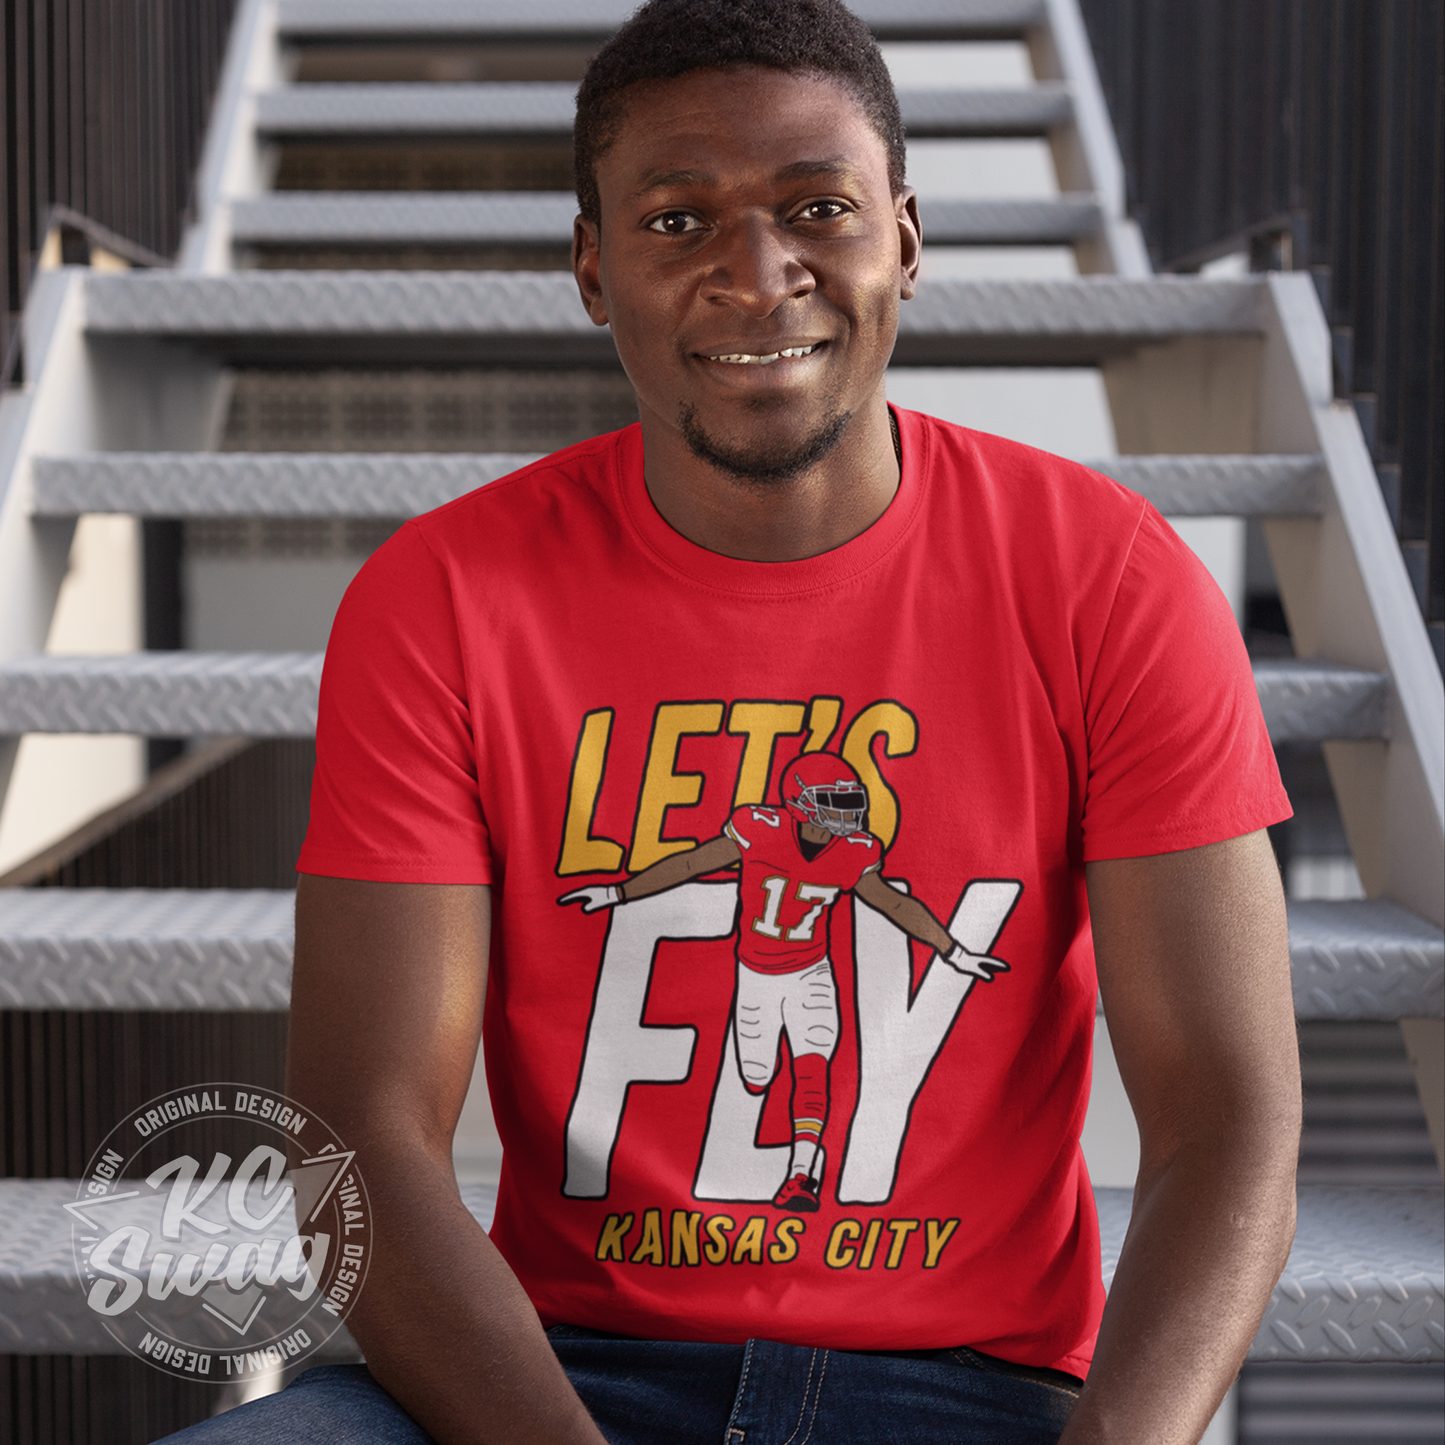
[1061,830,1300,1445]
[287,875,607,1445]
[559,833,741,910]
[852,869,1007,979]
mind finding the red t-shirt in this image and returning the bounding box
[298,409,1289,1377]
[724,804,882,973]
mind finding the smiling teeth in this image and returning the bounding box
[709,344,819,364]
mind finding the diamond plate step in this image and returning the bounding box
[1288,901,1444,1022]
[0,653,320,737]
[2,1179,1436,1357]
[1254,659,1389,744]
[0,889,294,1010]
[1079,455,1326,517]
[83,273,1267,368]
[0,654,1386,744]
[255,82,1072,139]
[3,891,1435,1018]
[31,452,1324,521]
[1095,1186,1444,1363]
[229,192,1104,249]
[276,0,1047,43]
[31,453,543,517]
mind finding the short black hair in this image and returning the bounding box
[574,0,906,225]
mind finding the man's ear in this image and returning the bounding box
[573,216,609,326]
[896,188,922,302]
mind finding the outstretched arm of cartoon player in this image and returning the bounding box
[558,834,742,912]
[853,870,1008,981]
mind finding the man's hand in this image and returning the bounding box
[942,941,1009,980]
[558,885,622,913]
[288,876,607,1445]
[1059,831,1299,1445]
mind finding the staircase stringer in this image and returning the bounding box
[179,0,285,275]
[1256,274,1444,928]
[1028,0,1150,277]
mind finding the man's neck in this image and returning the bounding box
[637,395,901,562]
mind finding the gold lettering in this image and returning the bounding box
[670,1210,702,1267]
[728,702,806,807]
[628,702,725,871]
[630,1208,665,1266]
[802,696,843,753]
[858,1218,884,1269]
[703,1214,734,1265]
[768,1217,805,1264]
[825,1219,861,1269]
[885,1219,919,1269]
[557,709,625,876]
[731,1215,768,1264]
[841,702,918,850]
[923,1218,959,1269]
[595,1213,633,1262]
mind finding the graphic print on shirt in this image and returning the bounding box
[556,696,1022,1212]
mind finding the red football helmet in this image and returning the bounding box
[781,753,869,837]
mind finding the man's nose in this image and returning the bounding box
[701,215,815,315]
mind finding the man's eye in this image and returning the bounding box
[647,212,704,234]
[797,200,849,221]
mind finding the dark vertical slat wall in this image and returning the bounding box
[1080,0,1444,665]
[1,0,237,383]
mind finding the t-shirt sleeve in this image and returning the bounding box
[724,808,753,851]
[296,522,493,884]
[1080,506,1291,860]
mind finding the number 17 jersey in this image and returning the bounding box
[723,805,883,975]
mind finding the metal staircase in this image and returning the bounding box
[0,0,1440,1436]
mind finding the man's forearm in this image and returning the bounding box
[1059,1129,1296,1444]
[344,1135,607,1445]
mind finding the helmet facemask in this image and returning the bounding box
[797,784,867,837]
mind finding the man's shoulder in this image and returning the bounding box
[726,804,788,850]
[406,425,637,553]
[900,407,1145,526]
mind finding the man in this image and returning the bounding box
[174,1,1300,1440]
[561,752,1009,1212]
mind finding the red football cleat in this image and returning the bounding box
[773,1170,821,1212]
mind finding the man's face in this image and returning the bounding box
[574,65,919,484]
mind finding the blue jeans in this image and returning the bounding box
[161,1328,1080,1443]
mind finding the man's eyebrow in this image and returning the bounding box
[629,157,863,199]
[773,157,860,183]
[630,168,714,198]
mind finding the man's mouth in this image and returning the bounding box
[702,343,822,366]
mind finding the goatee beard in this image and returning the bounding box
[679,405,851,488]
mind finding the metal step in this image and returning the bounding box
[32,452,1324,521]
[255,82,1072,140]
[276,0,1048,44]
[1254,659,1389,744]
[0,653,320,737]
[3,890,1435,1016]
[229,192,1104,249]
[1080,455,1325,518]
[1291,902,1445,1022]
[1096,1185,1443,1364]
[0,653,1387,743]
[83,272,1267,368]
[2,1176,1436,1358]
[0,889,293,1010]
[32,452,543,517]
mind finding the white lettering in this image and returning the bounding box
[562,884,732,1197]
[85,1226,148,1315]
[147,1154,230,1239]
[838,880,1021,1203]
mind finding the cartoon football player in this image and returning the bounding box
[560,752,1008,1212]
